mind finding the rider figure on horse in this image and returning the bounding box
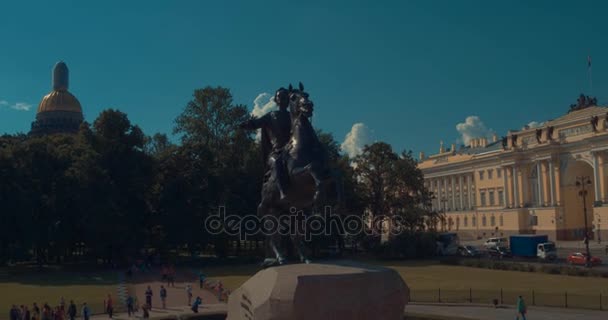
[239,87,292,200]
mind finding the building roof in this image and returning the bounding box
[37,90,82,113]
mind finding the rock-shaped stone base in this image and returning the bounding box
[226,261,408,320]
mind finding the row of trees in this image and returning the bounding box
[0,86,437,265]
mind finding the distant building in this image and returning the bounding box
[419,94,608,241]
[30,61,84,135]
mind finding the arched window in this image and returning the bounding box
[472,216,477,227]
[491,215,496,227]
[482,215,487,227]
[456,217,460,230]
[500,215,504,227]
[464,216,468,227]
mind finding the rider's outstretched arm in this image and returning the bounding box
[239,114,270,130]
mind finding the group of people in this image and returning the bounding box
[9,299,90,320]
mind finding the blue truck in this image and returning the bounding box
[509,235,557,261]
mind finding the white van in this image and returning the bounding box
[484,237,508,249]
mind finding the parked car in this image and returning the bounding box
[484,237,508,249]
[566,252,602,266]
[487,246,512,259]
[458,245,481,257]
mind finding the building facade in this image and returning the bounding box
[419,95,608,241]
[30,61,84,135]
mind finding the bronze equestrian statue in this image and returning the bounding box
[240,83,343,267]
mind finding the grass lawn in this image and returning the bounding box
[203,259,608,310]
[0,267,121,315]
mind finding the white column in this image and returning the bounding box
[513,166,519,207]
[435,178,441,211]
[536,161,543,207]
[467,174,473,210]
[502,167,508,207]
[459,175,464,211]
[451,176,456,210]
[594,153,601,202]
[443,178,448,211]
[549,160,555,206]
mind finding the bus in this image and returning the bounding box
[436,232,460,256]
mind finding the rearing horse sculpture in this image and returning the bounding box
[257,83,343,267]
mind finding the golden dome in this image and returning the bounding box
[37,90,83,113]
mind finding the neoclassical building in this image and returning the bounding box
[419,95,608,241]
[30,61,84,135]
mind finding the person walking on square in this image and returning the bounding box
[81,303,90,320]
[126,295,134,317]
[67,301,76,320]
[160,286,167,309]
[145,286,153,309]
[186,284,193,306]
[104,294,113,318]
[516,295,527,320]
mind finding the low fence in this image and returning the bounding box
[409,288,608,311]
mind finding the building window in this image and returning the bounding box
[499,215,504,227]
[491,215,496,227]
[482,215,487,227]
[456,217,460,230]
[479,171,484,180]
[498,190,504,206]
[472,216,477,227]
[488,169,493,179]
[497,169,502,178]
[480,191,486,207]
[489,190,495,206]
[464,216,468,227]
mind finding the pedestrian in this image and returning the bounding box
[217,282,224,301]
[32,303,40,320]
[145,286,153,309]
[191,297,202,313]
[516,295,527,320]
[168,265,176,287]
[186,284,193,306]
[160,285,168,309]
[67,301,76,320]
[104,294,113,318]
[10,305,19,320]
[23,306,31,320]
[81,303,90,320]
[126,295,134,317]
[54,306,63,320]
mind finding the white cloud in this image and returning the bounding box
[524,121,544,130]
[456,116,495,145]
[0,100,8,106]
[249,93,278,141]
[10,102,32,111]
[251,93,277,118]
[341,123,372,158]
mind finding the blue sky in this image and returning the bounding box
[1,0,607,158]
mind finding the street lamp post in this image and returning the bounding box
[576,176,593,268]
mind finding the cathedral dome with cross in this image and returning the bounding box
[30,61,84,135]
